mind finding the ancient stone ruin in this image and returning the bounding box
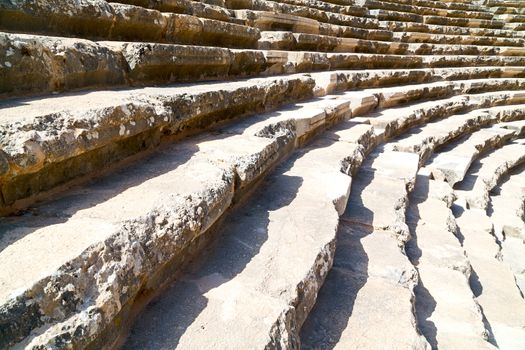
[1,0,525,348]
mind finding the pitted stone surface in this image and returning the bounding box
[2,0,525,348]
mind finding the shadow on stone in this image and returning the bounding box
[122,158,304,349]
[299,164,375,349]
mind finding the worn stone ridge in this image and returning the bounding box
[388,104,525,165]
[5,31,525,99]
[226,0,380,29]
[301,150,427,349]
[123,123,370,350]
[0,0,260,48]
[357,0,492,19]
[454,208,525,349]
[406,173,493,349]
[454,141,525,210]
[1,75,524,215]
[379,20,525,38]
[490,163,525,294]
[0,74,315,214]
[356,88,525,140]
[427,118,525,187]
[0,90,364,349]
[258,31,525,56]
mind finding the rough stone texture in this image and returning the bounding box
[406,173,494,349]
[0,0,260,48]
[301,149,427,349]
[388,104,525,165]
[0,74,315,212]
[2,0,525,348]
[0,89,359,349]
[456,209,525,349]
[455,141,525,210]
[428,125,517,185]
[123,129,366,349]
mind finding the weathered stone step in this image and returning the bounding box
[455,209,525,349]
[485,0,525,8]
[406,172,494,349]
[360,90,525,140]
[373,9,503,29]
[234,8,378,30]
[4,72,523,214]
[489,163,525,295]
[0,0,260,48]
[391,31,524,47]
[301,150,427,349]
[309,68,525,96]
[495,13,525,23]
[259,31,525,56]
[377,0,488,12]
[491,6,525,15]
[454,141,525,210]
[490,161,525,238]
[356,0,493,19]
[0,90,362,349]
[113,0,236,22]
[427,124,518,186]
[380,20,525,38]
[5,30,524,99]
[259,0,369,17]
[388,104,525,165]
[372,8,504,28]
[224,0,377,28]
[325,78,525,115]
[503,22,525,30]
[0,73,316,214]
[122,120,371,349]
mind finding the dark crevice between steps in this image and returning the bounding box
[478,302,500,348]
[453,210,499,348]
[406,186,438,349]
[300,162,375,349]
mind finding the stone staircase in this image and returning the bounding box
[1,0,525,349]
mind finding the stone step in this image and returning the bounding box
[0,0,260,48]
[378,0,488,12]
[489,163,525,295]
[490,6,525,15]
[388,104,525,165]
[301,149,427,349]
[5,30,524,99]
[0,73,316,214]
[263,0,369,17]
[357,0,493,19]
[503,22,525,30]
[380,20,525,38]
[371,9,505,28]
[309,68,525,95]
[122,121,370,349]
[226,0,378,29]
[454,141,525,210]
[114,0,236,22]
[455,209,525,349]
[361,90,525,140]
[234,8,378,30]
[391,31,525,47]
[490,162,525,238]
[427,124,518,185]
[259,31,525,56]
[3,72,524,214]
[0,91,363,349]
[495,13,525,22]
[406,173,494,349]
[485,0,525,8]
